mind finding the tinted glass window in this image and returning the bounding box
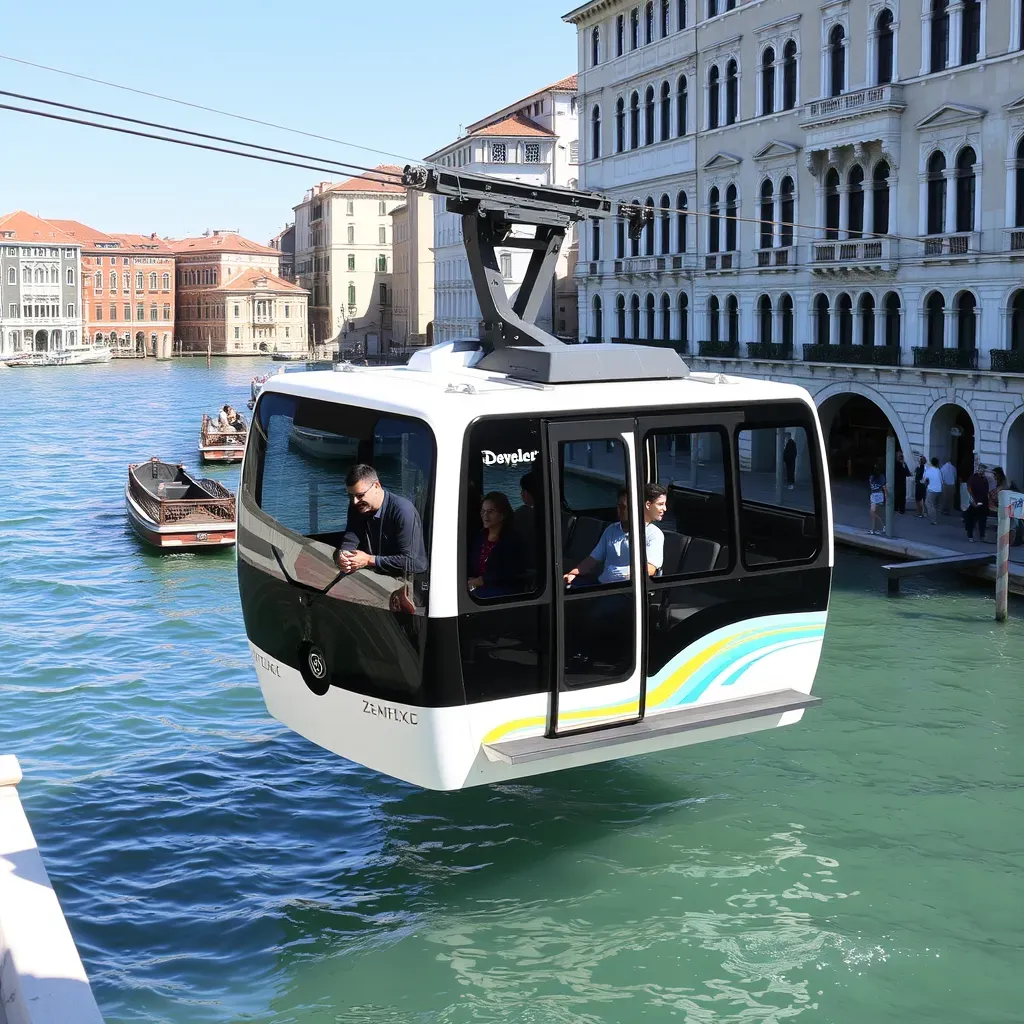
[645,428,732,577]
[736,424,820,566]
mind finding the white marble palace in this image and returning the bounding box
[565,0,1024,483]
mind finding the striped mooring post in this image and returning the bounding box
[995,490,1024,622]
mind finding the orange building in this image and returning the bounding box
[49,220,175,356]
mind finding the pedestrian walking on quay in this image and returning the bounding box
[940,457,958,515]
[868,462,887,535]
[783,433,797,490]
[893,450,911,514]
[964,465,990,543]
[923,457,943,525]
[914,455,927,517]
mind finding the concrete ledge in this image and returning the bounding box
[834,524,1024,595]
[0,756,105,1024]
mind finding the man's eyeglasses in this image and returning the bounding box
[349,483,378,502]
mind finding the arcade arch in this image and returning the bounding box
[924,400,979,482]
[815,383,912,482]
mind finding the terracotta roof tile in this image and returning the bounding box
[0,211,78,245]
[106,232,176,254]
[47,221,175,254]
[471,113,556,138]
[214,267,306,294]
[46,218,114,245]
[327,164,406,194]
[167,232,279,256]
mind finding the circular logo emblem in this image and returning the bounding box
[307,647,327,680]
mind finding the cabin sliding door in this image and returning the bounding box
[546,418,644,735]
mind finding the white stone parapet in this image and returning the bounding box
[0,755,105,1024]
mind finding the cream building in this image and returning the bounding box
[390,191,435,349]
[566,0,1024,484]
[171,231,308,355]
[293,166,405,356]
[427,76,581,344]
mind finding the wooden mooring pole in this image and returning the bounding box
[995,490,1024,622]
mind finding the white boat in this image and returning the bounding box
[4,345,112,367]
[289,425,359,460]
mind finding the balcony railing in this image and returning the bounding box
[809,237,896,268]
[921,232,979,259]
[990,350,1024,372]
[704,252,739,272]
[755,246,797,269]
[800,84,905,128]
[670,253,699,271]
[912,347,978,369]
[620,256,666,276]
[802,343,901,366]
[1005,228,1024,254]
[746,342,793,360]
[698,340,739,357]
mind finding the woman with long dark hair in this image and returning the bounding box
[468,491,524,597]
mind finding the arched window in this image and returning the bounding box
[660,292,671,340]
[957,292,977,350]
[815,294,830,347]
[94,270,102,289]
[825,168,841,240]
[848,165,865,238]
[955,146,976,234]
[780,176,795,247]
[660,0,670,37]
[676,75,688,135]
[927,152,947,235]
[708,0,718,16]
[837,293,853,346]
[725,184,738,251]
[678,292,689,348]
[161,272,170,290]
[726,295,739,345]
[629,91,640,149]
[829,24,846,97]
[961,0,980,65]
[708,294,721,343]
[616,13,625,55]
[593,295,603,339]
[759,179,774,249]
[616,294,626,337]
[781,293,794,349]
[872,162,891,235]
[760,47,775,115]
[884,292,901,347]
[660,194,671,254]
[1015,137,1024,227]
[782,40,798,109]
[5,267,13,285]
[659,81,671,141]
[591,105,602,159]
[725,60,738,124]
[859,293,876,346]
[758,294,773,344]
[877,10,894,84]
[708,65,720,130]
[931,0,949,73]
[644,197,656,255]
[677,0,686,30]
[645,1,654,43]
[109,270,116,289]
[925,291,945,348]
[644,86,656,145]
[1009,289,1024,351]
[150,272,158,289]
[708,187,721,253]
[630,294,641,338]
[630,6,640,48]
[676,191,688,252]
[645,293,656,338]
[615,98,625,152]
[591,26,601,66]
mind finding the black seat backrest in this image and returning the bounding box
[659,530,690,576]
[561,511,576,547]
[564,515,607,569]
[679,537,721,575]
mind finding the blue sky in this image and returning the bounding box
[0,1,577,243]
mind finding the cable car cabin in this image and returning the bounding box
[236,166,830,790]
[237,348,832,790]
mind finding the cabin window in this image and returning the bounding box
[246,393,437,700]
[643,427,733,578]
[735,419,821,567]
[459,416,549,703]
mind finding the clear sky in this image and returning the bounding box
[0,1,578,243]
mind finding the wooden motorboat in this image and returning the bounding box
[126,458,236,549]
[199,413,246,463]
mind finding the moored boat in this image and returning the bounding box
[200,413,246,463]
[126,458,236,549]
[4,345,112,367]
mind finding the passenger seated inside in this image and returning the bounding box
[514,470,539,570]
[468,492,524,597]
[563,483,666,586]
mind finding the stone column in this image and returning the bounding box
[829,302,840,346]
[772,194,783,249]
[1006,160,1017,229]
[815,184,826,241]
[892,20,901,81]
[918,173,929,235]
[864,179,876,236]
[943,169,957,236]
[920,13,932,76]
[944,308,956,348]
[874,306,886,348]
[853,304,863,345]
[773,306,784,348]
[973,161,983,235]
[978,0,987,59]
[820,44,828,97]
[839,184,851,239]
[867,29,878,85]
[949,2,964,66]
[774,58,784,114]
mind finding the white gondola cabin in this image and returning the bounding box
[236,168,833,791]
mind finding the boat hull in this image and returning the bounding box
[125,485,236,549]
[199,446,245,464]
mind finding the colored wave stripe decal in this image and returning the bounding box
[482,613,826,745]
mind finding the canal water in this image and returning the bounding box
[1,359,1021,1024]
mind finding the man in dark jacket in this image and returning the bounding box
[964,466,990,543]
[782,433,797,489]
[335,464,427,576]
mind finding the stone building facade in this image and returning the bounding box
[565,0,1024,483]
[389,191,435,350]
[0,212,81,357]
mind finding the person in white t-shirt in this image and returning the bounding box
[922,457,943,524]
